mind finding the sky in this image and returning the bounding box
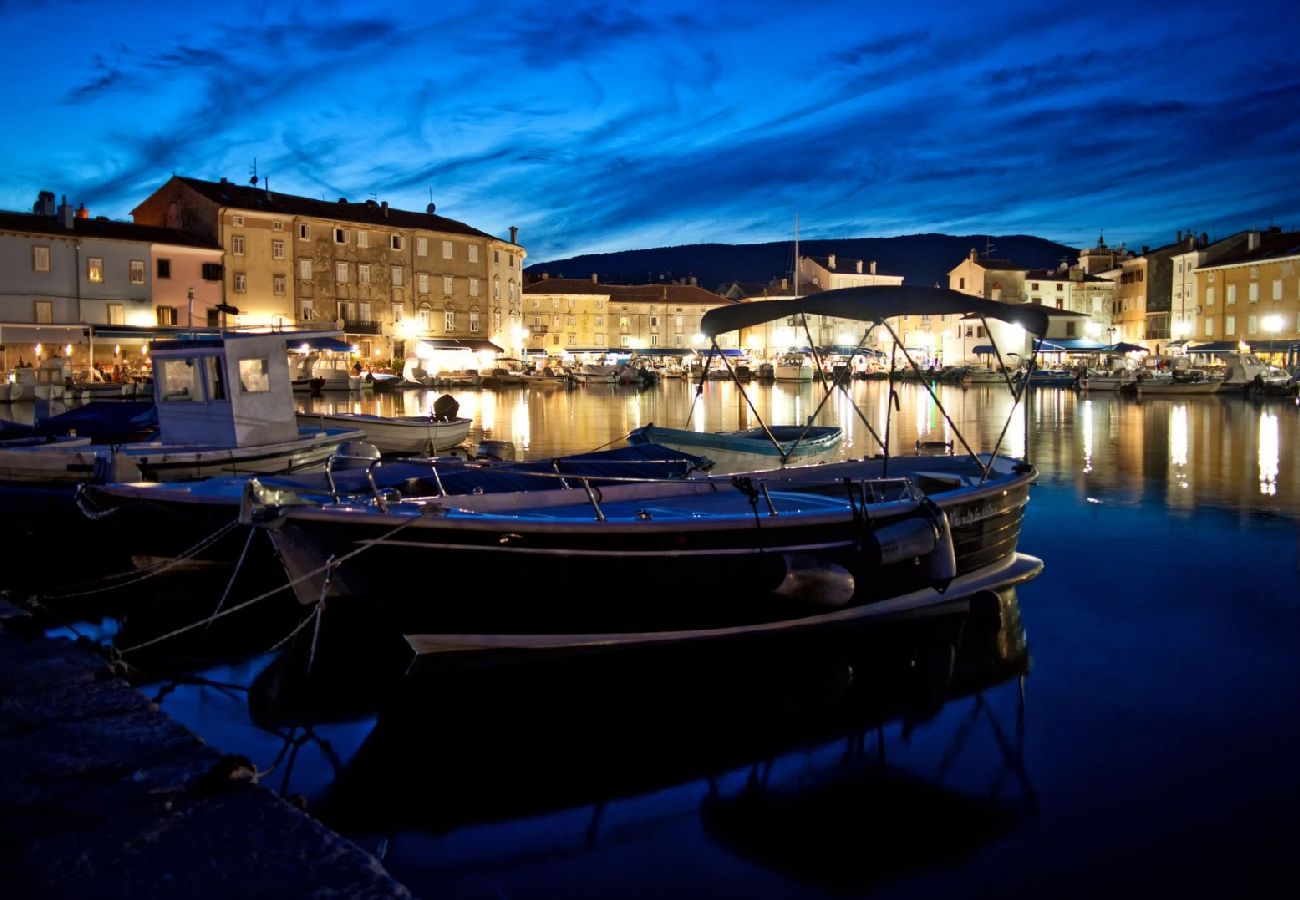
[2,0,1298,263]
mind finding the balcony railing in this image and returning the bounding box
[343,319,382,335]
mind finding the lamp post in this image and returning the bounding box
[1262,314,1283,359]
[187,287,195,331]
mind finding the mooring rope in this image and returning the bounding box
[118,514,421,656]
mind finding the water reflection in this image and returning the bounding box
[1260,411,1279,496]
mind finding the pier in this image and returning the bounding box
[0,602,410,899]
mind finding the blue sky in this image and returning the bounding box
[2,0,1298,261]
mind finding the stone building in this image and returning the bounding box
[1195,227,1300,355]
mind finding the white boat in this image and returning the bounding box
[0,331,364,484]
[773,352,814,381]
[295,411,472,455]
[627,422,842,472]
[1220,352,1295,395]
[1080,369,1135,392]
[1119,375,1221,396]
[571,364,621,384]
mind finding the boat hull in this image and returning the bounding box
[627,423,842,471]
[295,413,471,454]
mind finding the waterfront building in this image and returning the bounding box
[521,275,732,360]
[132,177,524,366]
[0,191,221,371]
[1194,227,1300,361]
[798,254,903,291]
[1168,230,1252,351]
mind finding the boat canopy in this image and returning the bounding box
[418,338,503,353]
[699,285,1051,339]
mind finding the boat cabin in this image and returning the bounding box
[152,332,299,448]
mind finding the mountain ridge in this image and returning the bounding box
[526,233,1082,293]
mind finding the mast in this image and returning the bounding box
[793,212,800,297]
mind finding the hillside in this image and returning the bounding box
[525,234,1080,292]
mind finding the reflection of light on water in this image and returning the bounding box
[1007,405,1025,460]
[1082,400,1093,473]
[1259,411,1279,495]
[511,393,530,449]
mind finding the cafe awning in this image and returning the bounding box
[417,338,503,354]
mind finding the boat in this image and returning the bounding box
[1219,352,1297,396]
[1017,368,1081,388]
[1079,368,1135,392]
[1118,373,1222,396]
[0,331,364,484]
[773,351,815,381]
[295,410,473,455]
[249,286,1046,656]
[627,422,842,471]
[570,363,621,384]
[519,366,577,388]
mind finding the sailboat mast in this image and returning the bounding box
[793,212,799,297]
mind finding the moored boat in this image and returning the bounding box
[627,422,842,471]
[295,410,472,454]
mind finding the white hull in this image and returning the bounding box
[773,365,813,381]
[296,412,472,454]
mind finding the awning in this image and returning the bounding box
[1189,339,1300,354]
[1102,342,1147,353]
[696,348,747,357]
[290,336,353,352]
[418,338,503,353]
[1043,339,1110,352]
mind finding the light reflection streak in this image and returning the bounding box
[1082,399,1093,473]
[1259,411,1278,496]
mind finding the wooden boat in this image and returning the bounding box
[250,286,1048,655]
[295,411,472,454]
[0,331,363,484]
[627,422,841,471]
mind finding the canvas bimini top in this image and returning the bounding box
[699,285,1051,340]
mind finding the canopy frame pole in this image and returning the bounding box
[978,316,1035,483]
[799,324,886,456]
[705,339,792,463]
[883,341,898,477]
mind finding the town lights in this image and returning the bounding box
[1262,314,1283,335]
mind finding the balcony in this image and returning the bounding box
[343,319,382,335]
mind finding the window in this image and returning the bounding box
[531,298,540,309]
[238,358,271,393]
[1227,284,1236,304]
[234,272,247,293]
[298,223,309,240]
[509,254,516,268]
[273,274,286,295]
[620,334,630,348]
[416,237,427,257]
[334,228,347,244]
[595,316,604,327]
[390,234,403,251]
[390,266,403,287]
[649,316,659,330]
[1031,282,1039,291]
[493,249,500,264]
[468,244,478,263]
[129,260,145,284]
[300,300,314,321]
[272,240,285,260]
[567,298,575,310]
[336,262,349,283]
[441,240,452,260]
[418,273,429,294]
[443,275,453,295]
[391,301,404,322]
[232,234,245,256]
[493,277,500,299]
[107,303,124,325]
[595,333,605,346]
[508,279,517,301]
[32,246,50,272]
[675,316,684,332]
[650,333,659,347]
[568,333,577,344]
[358,264,371,285]
[1248,315,1258,334]
[35,300,52,323]
[959,276,966,290]
[156,306,177,326]
[299,259,312,280]
[566,315,575,326]
[444,309,455,331]
[87,257,103,283]
[1065,321,1078,337]
[1226,315,1236,335]
[159,358,199,401]
[1208,271,1215,282]
[469,277,479,297]
[494,309,502,332]
[469,310,480,333]
[207,309,220,328]
[619,316,629,330]
[272,220,284,232]
[232,215,244,227]
[1206,287,1214,306]
[552,298,560,310]
[356,230,369,248]
[552,315,561,328]
[1273,279,1283,301]
[1249,265,1259,278]
[595,299,603,309]
[1204,319,1214,336]
[1247,281,1260,303]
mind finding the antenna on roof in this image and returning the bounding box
[982,235,996,258]
[249,158,258,187]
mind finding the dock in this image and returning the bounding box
[0,602,410,899]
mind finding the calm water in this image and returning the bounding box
[44,383,1300,897]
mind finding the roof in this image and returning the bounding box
[1197,230,1300,270]
[165,176,497,240]
[971,258,1024,271]
[0,210,219,249]
[524,278,733,306]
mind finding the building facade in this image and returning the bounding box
[1195,227,1300,353]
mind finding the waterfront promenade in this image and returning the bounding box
[0,601,410,899]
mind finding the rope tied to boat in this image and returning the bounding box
[117,515,421,656]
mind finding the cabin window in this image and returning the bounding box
[204,356,227,400]
[238,358,271,393]
[160,358,201,401]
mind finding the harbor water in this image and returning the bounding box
[11,379,1300,898]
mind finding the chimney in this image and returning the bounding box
[1199,232,1208,248]
[855,260,863,274]
[338,197,347,204]
[33,190,56,216]
[827,253,836,270]
[1176,230,1182,243]
[57,195,75,229]
[870,260,877,275]
[1142,245,1150,256]
[76,204,89,220]
[969,248,978,262]
[509,225,519,244]
[591,273,598,283]
[381,200,389,218]
[1247,230,1260,251]
[219,177,229,184]
[541,272,549,280]
[689,275,697,286]
[365,199,378,208]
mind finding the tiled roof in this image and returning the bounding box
[169,176,498,240]
[524,278,733,306]
[1199,230,1300,269]
[0,210,219,248]
[972,258,1023,271]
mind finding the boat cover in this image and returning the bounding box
[0,401,158,442]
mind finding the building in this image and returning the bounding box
[132,176,525,365]
[521,275,733,358]
[1194,227,1300,356]
[0,191,222,371]
[1168,230,1252,349]
[798,254,903,292]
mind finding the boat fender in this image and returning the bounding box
[772,553,855,607]
[924,499,957,592]
[862,517,937,567]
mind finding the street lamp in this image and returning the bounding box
[1262,314,1283,357]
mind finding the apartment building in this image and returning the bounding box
[132,176,525,362]
[798,254,903,291]
[1195,227,1300,351]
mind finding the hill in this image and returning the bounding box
[525,234,1081,292]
